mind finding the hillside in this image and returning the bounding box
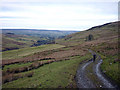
[2,33,40,51]
[2,21,119,88]
[56,21,119,86]
[2,29,77,38]
[2,29,77,51]
[56,21,118,46]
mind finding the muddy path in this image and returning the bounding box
[76,50,118,89]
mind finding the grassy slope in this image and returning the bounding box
[2,21,119,88]
[56,21,119,85]
[2,44,65,60]
[2,54,91,88]
[56,21,118,46]
[2,30,77,51]
[3,62,33,71]
[2,34,40,51]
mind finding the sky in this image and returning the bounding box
[0,0,119,31]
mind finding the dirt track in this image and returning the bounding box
[76,50,118,89]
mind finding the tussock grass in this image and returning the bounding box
[2,44,65,60]
[2,54,91,88]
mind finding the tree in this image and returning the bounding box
[86,34,94,41]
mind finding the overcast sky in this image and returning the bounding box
[0,0,119,31]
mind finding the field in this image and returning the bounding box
[2,29,76,51]
[2,34,40,51]
[2,54,91,88]
[2,44,65,60]
[2,21,119,88]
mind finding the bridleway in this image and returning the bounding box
[76,50,117,89]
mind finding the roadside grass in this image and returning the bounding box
[92,48,119,85]
[91,48,119,85]
[2,44,65,60]
[100,55,120,85]
[2,53,91,88]
[89,38,119,85]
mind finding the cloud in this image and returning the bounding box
[2,0,119,3]
[1,0,118,31]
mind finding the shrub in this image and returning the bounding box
[86,34,94,41]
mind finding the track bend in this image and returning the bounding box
[76,50,116,89]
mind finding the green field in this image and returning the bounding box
[2,54,91,88]
[2,44,65,60]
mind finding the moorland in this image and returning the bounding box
[2,21,119,88]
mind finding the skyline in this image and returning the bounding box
[1,0,119,31]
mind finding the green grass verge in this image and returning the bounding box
[100,55,120,85]
[2,54,91,88]
[2,44,65,60]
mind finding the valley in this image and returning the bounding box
[2,21,119,88]
[2,29,76,51]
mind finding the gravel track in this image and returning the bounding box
[76,50,117,89]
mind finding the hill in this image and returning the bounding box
[56,21,119,85]
[2,33,40,51]
[2,29,77,38]
[56,21,118,46]
[2,21,119,88]
[2,29,77,51]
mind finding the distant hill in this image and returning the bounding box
[2,29,77,51]
[2,33,40,51]
[2,29,78,39]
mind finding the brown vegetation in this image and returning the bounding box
[2,71,34,84]
[2,46,87,66]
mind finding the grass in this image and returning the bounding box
[3,62,33,71]
[100,55,120,85]
[89,36,119,86]
[3,59,51,71]
[4,34,39,44]
[2,35,38,51]
[2,54,91,88]
[2,44,65,60]
[90,48,119,85]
